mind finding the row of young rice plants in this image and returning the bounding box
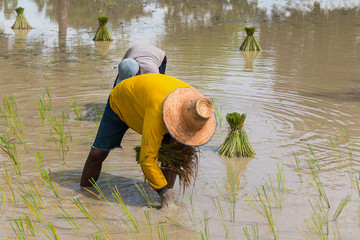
[1,87,359,239]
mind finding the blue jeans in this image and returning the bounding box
[92,98,129,151]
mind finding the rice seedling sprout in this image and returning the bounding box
[69,95,83,121]
[309,164,330,208]
[42,222,60,240]
[157,224,167,240]
[134,181,154,208]
[0,96,27,152]
[53,200,80,230]
[332,194,351,221]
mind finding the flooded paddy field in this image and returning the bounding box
[0,0,360,239]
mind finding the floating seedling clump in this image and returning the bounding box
[134,142,199,190]
[239,27,261,51]
[93,16,113,41]
[11,7,32,29]
[218,112,255,158]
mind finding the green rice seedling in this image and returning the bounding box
[157,224,167,240]
[53,200,80,230]
[17,181,46,209]
[2,174,17,202]
[91,233,103,240]
[0,96,27,152]
[327,136,341,163]
[265,176,281,208]
[35,152,60,198]
[218,112,255,158]
[0,135,21,177]
[302,198,329,239]
[225,164,240,221]
[111,186,140,235]
[239,27,262,51]
[94,106,104,125]
[87,202,111,240]
[93,16,113,41]
[11,7,32,29]
[71,198,110,239]
[182,195,198,231]
[144,210,153,240]
[165,216,183,228]
[306,144,320,171]
[70,198,98,227]
[354,172,360,198]
[23,214,36,236]
[35,87,53,126]
[69,95,83,121]
[0,185,8,214]
[211,98,223,127]
[214,162,241,222]
[134,181,154,208]
[212,198,229,238]
[20,193,43,222]
[277,161,285,192]
[291,152,302,182]
[309,164,330,208]
[248,189,277,240]
[42,222,60,240]
[243,223,260,240]
[47,112,71,160]
[332,194,351,221]
[83,177,110,206]
[10,216,28,240]
[198,210,210,240]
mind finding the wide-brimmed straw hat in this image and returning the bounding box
[163,88,216,146]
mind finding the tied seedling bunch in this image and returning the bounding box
[135,142,199,190]
[218,112,255,158]
[93,16,113,41]
[239,27,262,51]
[11,7,32,29]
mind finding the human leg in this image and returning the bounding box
[80,148,109,187]
[80,98,129,187]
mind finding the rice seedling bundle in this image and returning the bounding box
[239,27,262,51]
[218,112,255,158]
[134,142,199,190]
[93,16,113,41]
[11,7,32,29]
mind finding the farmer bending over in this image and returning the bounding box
[80,73,216,208]
[114,43,167,87]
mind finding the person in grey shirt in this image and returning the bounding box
[113,43,167,87]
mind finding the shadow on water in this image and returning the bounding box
[52,170,156,206]
[300,87,360,102]
[82,103,106,122]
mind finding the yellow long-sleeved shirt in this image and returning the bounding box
[109,73,193,190]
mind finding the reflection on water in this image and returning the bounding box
[0,0,360,239]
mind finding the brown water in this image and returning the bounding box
[0,0,360,239]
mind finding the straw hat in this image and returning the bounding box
[163,88,216,146]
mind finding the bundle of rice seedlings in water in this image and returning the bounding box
[93,16,113,41]
[11,7,32,29]
[239,27,262,51]
[218,112,255,158]
[135,142,199,191]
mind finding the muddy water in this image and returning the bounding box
[0,0,360,239]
